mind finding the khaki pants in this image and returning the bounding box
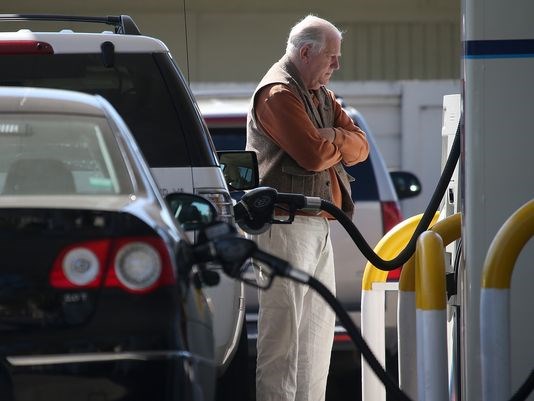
[254,216,335,401]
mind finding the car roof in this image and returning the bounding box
[0,86,106,115]
[196,97,251,120]
[194,90,363,123]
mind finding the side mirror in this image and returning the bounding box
[389,171,422,200]
[218,150,259,191]
[165,193,217,231]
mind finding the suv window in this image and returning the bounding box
[209,125,379,201]
[0,53,200,168]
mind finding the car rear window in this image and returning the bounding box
[208,125,379,201]
[0,114,133,195]
[0,53,194,168]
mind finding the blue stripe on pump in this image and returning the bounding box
[464,39,534,59]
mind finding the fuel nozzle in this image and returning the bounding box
[233,187,321,235]
[192,220,294,288]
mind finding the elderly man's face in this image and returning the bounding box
[302,32,341,90]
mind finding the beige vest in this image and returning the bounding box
[246,56,354,217]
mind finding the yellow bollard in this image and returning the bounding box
[361,212,439,401]
[415,231,448,401]
[397,213,461,399]
[481,199,534,401]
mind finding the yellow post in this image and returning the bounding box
[415,231,448,401]
[397,213,461,399]
[361,212,439,401]
[481,199,534,401]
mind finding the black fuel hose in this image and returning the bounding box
[319,121,460,270]
[510,370,534,401]
[305,274,412,401]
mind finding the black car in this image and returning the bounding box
[0,86,218,401]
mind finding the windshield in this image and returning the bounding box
[0,114,134,195]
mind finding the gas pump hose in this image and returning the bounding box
[320,121,460,270]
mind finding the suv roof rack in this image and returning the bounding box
[0,14,141,35]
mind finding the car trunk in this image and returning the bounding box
[0,208,180,355]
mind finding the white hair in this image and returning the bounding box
[285,15,343,57]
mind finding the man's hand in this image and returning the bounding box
[317,127,336,143]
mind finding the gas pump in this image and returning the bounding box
[456,0,534,399]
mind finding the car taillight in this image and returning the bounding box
[381,201,404,281]
[105,237,175,293]
[50,236,175,293]
[381,201,403,234]
[50,239,110,288]
[0,40,54,55]
[197,190,234,223]
[334,332,351,344]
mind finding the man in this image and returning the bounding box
[246,15,370,401]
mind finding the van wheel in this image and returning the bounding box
[216,320,249,401]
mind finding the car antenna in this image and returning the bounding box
[182,0,191,83]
